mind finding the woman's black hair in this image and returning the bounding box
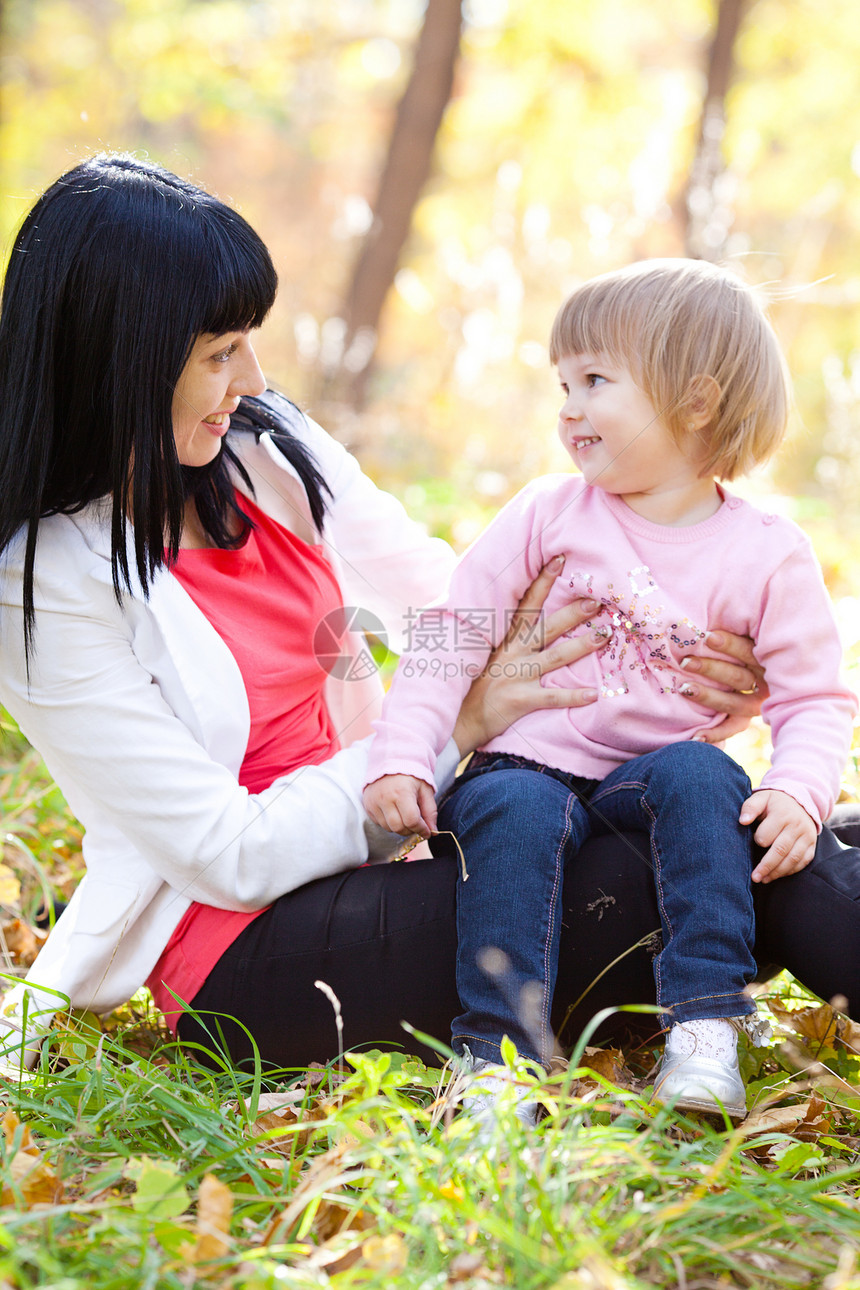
[0,153,329,661]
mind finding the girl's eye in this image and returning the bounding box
[586,373,606,388]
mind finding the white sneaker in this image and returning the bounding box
[652,1019,746,1119]
[459,1053,540,1129]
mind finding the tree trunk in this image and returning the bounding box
[684,0,749,260]
[326,0,463,410]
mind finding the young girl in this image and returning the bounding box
[364,259,857,1118]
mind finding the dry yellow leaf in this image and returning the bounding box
[0,1112,62,1207]
[738,1101,815,1138]
[0,866,21,907]
[836,1015,860,1056]
[361,1232,408,1273]
[192,1173,232,1262]
[2,1110,37,1155]
[2,1150,62,1207]
[769,1003,840,1050]
[582,1046,629,1086]
[0,918,46,968]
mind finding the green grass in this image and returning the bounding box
[2,712,860,1286]
[1,1030,860,1287]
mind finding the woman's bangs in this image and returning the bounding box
[195,223,278,337]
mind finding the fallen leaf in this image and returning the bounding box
[259,1142,355,1246]
[126,1156,189,1221]
[835,1015,860,1056]
[2,1110,38,1155]
[581,1046,629,1086]
[361,1232,408,1273]
[769,1003,840,1051]
[549,1254,636,1288]
[181,1173,233,1263]
[448,1250,487,1281]
[0,918,46,967]
[739,1101,816,1138]
[232,1089,327,1154]
[298,1203,376,1275]
[0,866,21,907]
[0,1112,62,1207]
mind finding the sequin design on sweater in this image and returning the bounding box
[568,565,706,698]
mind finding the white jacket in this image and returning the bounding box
[0,405,457,1055]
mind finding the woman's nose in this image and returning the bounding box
[233,339,267,397]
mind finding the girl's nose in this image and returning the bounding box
[560,392,582,422]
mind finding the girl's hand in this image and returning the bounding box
[452,555,607,758]
[364,774,438,839]
[680,629,768,744]
[741,789,817,883]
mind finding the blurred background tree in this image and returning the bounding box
[0,0,858,602]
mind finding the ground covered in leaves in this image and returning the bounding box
[2,718,860,1288]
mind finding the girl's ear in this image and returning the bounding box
[683,374,721,430]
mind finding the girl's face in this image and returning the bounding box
[171,331,266,467]
[556,351,715,521]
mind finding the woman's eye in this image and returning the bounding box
[213,342,239,364]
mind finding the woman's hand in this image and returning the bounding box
[452,555,608,758]
[680,629,768,744]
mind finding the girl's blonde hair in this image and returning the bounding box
[549,258,790,481]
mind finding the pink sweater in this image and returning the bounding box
[366,478,857,828]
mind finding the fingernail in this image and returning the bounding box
[707,631,725,648]
[680,657,701,672]
[591,627,610,642]
[692,733,706,742]
[550,554,565,570]
[679,682,697,697]
[581,598,600,613]
[582,689,599,701]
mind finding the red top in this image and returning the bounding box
[146,494,343,1031]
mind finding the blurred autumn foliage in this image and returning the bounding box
[1,0,859,589]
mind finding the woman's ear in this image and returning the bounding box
[684,374,721,430]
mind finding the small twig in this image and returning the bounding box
[434,830,468,882]
[314,979,344,1076]
[558,929,662,1036]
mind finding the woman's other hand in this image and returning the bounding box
[452,555,607,757]
[680,629,768,744]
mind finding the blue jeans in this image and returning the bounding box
[437,742,757,1066]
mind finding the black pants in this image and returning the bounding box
[178,805,860,1070]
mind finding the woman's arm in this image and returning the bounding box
[0,541,396,911]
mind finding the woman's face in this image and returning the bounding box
[171,331,266,467]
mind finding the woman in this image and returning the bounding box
[0,154,856,1071]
